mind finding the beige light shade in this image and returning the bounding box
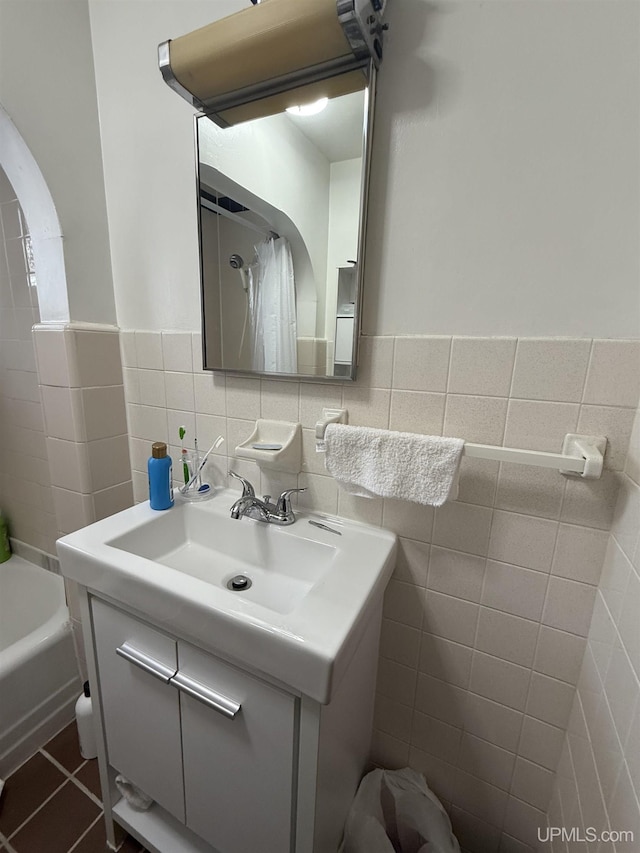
[169,0,358,104]
[217,69,366,126]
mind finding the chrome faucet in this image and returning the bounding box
[228,471,305,526]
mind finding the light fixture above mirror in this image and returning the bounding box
[158,0,388,127]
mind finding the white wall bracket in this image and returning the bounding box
[560,434,607,479]
[315,408,348,451]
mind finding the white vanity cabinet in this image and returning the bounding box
[85,592,382,853]
[92,598,296,853]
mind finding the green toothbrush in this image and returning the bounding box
[179,426,189,484]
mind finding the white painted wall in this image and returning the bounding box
[0,0,115,324]
[87,0,639,338]
[364,0,640,338]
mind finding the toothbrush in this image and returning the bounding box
[194,437,201,488]
[179,426,189,485]
[181,436,225,493]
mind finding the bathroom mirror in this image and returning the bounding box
[197,82,374,380]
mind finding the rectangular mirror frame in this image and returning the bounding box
[196,64,377,382]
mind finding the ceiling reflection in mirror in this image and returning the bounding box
[197,87,369,380]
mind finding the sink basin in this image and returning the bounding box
[57,489,397,703]
[109,504,336,615]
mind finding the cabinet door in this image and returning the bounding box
[91,599,185,822]
[178,642,297,853]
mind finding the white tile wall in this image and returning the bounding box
[0,168,57,554]
[118,330,640,853]
[542,404,640,853]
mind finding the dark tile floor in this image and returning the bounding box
[0,723,147,853]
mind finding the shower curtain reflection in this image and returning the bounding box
[249,236,297,374]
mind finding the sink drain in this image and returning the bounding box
[227,575,252,591]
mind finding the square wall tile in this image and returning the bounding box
[533,626,586,686]
[33,327,72,387]
[511,339,591,403]
[518,716,565,772]
[371,731,410,771]
[504,400,579,453]
[427,546,486,603]
[457,732,516,791]
[394,537,430,586]
[481,561,549,621]
[451,770,508,827]
[162,331,193,372]
[488,510,558,573]
[411,711,463,765]
[373,693,413,742]
[583,340,640,408]
[92,481,134,521]
[135,331,163,370]
[52,487,94,534]
[81,386,127,441]
[380,618,421,668]
[261,379,300,422]
[392,337,451,392]
[415,673,467,728]
[46,438,90,492]
[526,673,575,729]
[495,463,565,520]
[377,657,418,707]
[463,693,524,754]
[383,579,424,628]
[119,330,137,368]
[86,435,132,491]
[342,386,391,429]
[194,371,226,416]
[419,633,473,689]
[432,502,493,556]
[40,385,84,441]
[577,405,636,472]
[510,758,555,811]
[475,608,538,668]
[551,524,608,585]
[138,369,166,407]
[389,390,445,435]
[423,591,479,647]
[444,395,508,445]
[165,371,195,412]
[560,470,620,530]
[450,807,502,853]
[382,498,434,543]
[357,336,394,388]
[226,376,261,420]
[127,404,168,443]
[71,329,123,387]
[469,652,531,711]
[448,337,516,397]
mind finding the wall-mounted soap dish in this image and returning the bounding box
[235,420,302,474]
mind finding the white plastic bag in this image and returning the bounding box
[342,768,461,853]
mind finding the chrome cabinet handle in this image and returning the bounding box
[170,671,241,719]
[115,641,177,683]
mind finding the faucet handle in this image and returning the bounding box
[228,470,255,498]
[276,487,306,515]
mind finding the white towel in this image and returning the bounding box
[323,424,464,507]
[115,775,154,811]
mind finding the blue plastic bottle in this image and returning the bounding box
[148,442,174,510]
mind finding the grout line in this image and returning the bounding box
[5,777,69,841]
[40,748,85,780]
[66,812,104,853]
